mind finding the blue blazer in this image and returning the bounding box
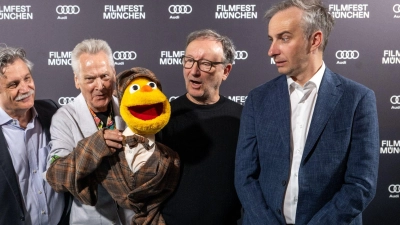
[0,100,70,225]
[235,68,379,225]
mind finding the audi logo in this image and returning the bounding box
[335,50,359,60]
[390,95,400,104]
[394,4,400,13]
[56,5,80,15]
[58,97,75,105]
[168,5,192,14]
[235,51,248,60]
[389,184,400,193]
[113,51,137,60]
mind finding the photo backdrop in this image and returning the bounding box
[1,0,399,224]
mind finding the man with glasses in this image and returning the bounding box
[156,29,242,224]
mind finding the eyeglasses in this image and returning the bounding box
[181,55,225,72]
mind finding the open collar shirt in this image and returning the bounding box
[284,62,325,224]
[0,107,63,225]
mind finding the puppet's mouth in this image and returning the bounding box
[128,103,163,120]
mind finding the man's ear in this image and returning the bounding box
[310,30,323,52]
[111,68,116,82]
[222,64,232,81]
[74,74,80,89]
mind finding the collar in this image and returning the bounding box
[88,102,115,130]
[0,106,37,127]
[287,62,326,93]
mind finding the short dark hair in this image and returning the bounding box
[186,29,236,64]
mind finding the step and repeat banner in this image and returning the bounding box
[1,0,399,224]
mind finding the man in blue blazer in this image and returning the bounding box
[234,0,379,225]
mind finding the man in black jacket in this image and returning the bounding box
[0,46,68,225]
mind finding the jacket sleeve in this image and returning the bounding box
[46,107,80,166]
[46,130,115,206]
[234,92,280,225]
[307,89,380,224]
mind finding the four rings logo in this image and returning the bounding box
[335,50,359,60]
[389,184,400,193]
[169,5,192,14]
[390,95,400,104]
[56,5,80,15]
[58,97,75,105]
[113,51,137,60]
[235,51,248,60]
[394,4,400,13]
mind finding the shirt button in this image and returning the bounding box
[38,191,42,194]
[33,170,37,173]
[294,198,298,203]
[294,173,298,178]
[41,210,46,215]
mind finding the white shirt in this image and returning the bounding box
[123,128,155,173]
[284,63,325,224]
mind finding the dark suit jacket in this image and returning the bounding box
[0,99,69,225]
[235,68,379,225]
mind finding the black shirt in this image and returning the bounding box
[156,95,243,225]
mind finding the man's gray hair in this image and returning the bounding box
[186,29,236,64]
[0,46,33,76]
[264,0,334,51]
[71,39,114,75]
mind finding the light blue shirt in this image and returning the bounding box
[0,107,64,225]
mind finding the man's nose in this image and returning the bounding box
[19,80,31,92]
[268,41,280,57]
[95,78,104,89]
[189,61,200,75]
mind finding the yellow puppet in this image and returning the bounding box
[47,67,180,225]
[118,70,171,173]
[113,67,180,225]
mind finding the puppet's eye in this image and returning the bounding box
[130,84,140,93]
[147,82,157,89]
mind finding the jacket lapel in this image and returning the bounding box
[74,94,99,137]
[75,94,126,137]
[111,96,126,131]
[273,76,291,153]
[302,68,343,164]
[0,129,25,216]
